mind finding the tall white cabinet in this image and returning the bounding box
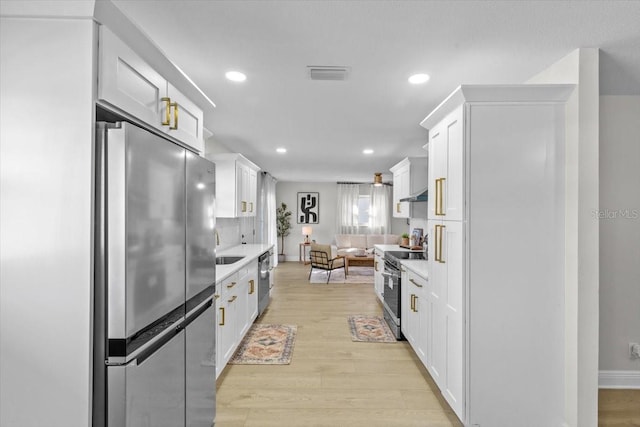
[420,85,573,426]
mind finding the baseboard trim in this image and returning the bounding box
[599,370,640,389]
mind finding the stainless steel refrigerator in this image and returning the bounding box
[93,122,216,427]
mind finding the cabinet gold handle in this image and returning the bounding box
[396,202,401,213]
[438,225,446,263]
[161,97,171,126]
[435,177,446,216]
[414,295,418,312]
[411,294,415,311]
[219,307,225,326]
[226,281,236,289]
[228,295,237,303]
[241,201,247,213]
[249,279,254,294]
[249,202,254,212]
[434,225,440,262]
[409,278,423,288]
[374,261,378,272]
[214,294,220,300]
[169,102,178,130]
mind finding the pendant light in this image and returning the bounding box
[373,172,383,187]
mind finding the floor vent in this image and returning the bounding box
[307,66,350,81]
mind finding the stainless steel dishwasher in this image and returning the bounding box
[257,250,271,316]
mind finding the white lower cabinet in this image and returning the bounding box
[373,249,384,301]
[401,265,429,368]
[215,261,260,379]
[216,273,237,378]
[246,265,259,323]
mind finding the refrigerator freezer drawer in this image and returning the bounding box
[107,329,185,427]
[185,302,216,427]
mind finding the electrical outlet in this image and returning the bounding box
[630,343,640,359]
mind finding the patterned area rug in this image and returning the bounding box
[347,315,397,343]
[309,266,374,284]
[229,324,297,365]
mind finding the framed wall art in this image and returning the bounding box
[297,192,319,224]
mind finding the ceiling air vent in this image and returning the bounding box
[307,66,350,81]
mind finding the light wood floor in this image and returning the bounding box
[216,261,462,426]
[216,262,640,426]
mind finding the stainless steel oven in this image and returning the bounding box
[382,251,426,340]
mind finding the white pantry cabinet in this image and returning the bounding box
[209,153,260,218]
[99,26,204,153]
[420,84,574,426]
[389,157,428,218]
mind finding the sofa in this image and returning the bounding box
[333,234,400,257]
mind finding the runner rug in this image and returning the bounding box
[347,315,397,343]
[309,266,374,284]
[229,324,297,365]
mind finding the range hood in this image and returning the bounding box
[399,187,428,202]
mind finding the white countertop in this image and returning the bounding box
[374,244,421,252]
[216,243,274,283]
[401,259,428,279]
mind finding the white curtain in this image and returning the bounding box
[335,183,360,234]
[369,184,392,234]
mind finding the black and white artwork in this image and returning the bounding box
[297,192,319,224]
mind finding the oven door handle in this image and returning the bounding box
[382,270,400,279]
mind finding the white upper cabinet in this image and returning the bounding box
[98,26,204,153]
[390,157,428,218]
[209,153,261,218]
[165,83,205,153]
[426,106,464,221]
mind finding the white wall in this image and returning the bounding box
[599,96,640,379]
[276,182,338,260]
[0,17,95,427]
[527,48,600,427]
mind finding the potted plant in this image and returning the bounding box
[401,233,410,246]
[276,202,292,262]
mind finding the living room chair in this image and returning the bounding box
[308,243,345,283]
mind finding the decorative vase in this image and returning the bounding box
[401,237,409,246]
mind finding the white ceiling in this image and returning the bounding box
[112,0,640,183]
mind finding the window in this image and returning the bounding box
[356,195,370,226]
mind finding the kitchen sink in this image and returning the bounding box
[215,256,244,265]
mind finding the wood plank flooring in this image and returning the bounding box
[216,261,640,426]
[216,261,461,426]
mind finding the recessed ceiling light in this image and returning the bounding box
[276,147,287,153]
[363,149,374,155]
[408,73,430,84]
[225,71,246,82]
